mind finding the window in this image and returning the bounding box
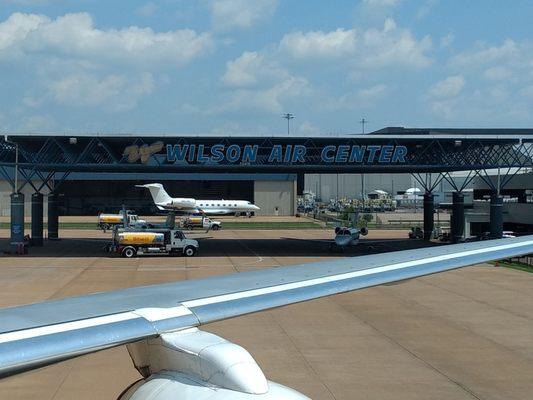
[174,231,184,239]
[234,204,237,207]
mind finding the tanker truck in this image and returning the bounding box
[112,229,199,258]
[97,211,146,232]
[183,216,221,231]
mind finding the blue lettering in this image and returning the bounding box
[367,145,380,163]
[242,145,258,163]
[197,144,209,162]
[188,144,196,162]
[335,145,350,163]
[292,145,306,162]
[167,144,188,163]
[379,145,394,163]
[211,144,225,162]
[392,145,407,163]
[284,145,293,163]
[349,145,365,163]
[226,144,241,163]
[268,145,283,162]
[321,145,336,163]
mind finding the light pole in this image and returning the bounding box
[283,113,294,136]
[359,117,368,134]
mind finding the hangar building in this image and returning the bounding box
[0,127,532,252]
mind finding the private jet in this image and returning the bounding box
[283,226,401,251]
[1,237,533,399]
[136,183,260,216]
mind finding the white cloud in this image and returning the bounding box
[136,2,158,18]
[279,19,432,68]
[429,75,465,98]
[280,28,357,59]
[19,114,55,132]
[357,84,388,100]
[450,39,519,68]
[297,120,321,135]
[416,0,438,20]
[221,51,288,87]
[431,38,533,123]
[0,12,213,67]
[219,76,310,114]
[209,0,278,31]
[483,66,512,81]
[47,72,155,111]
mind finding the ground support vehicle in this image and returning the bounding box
[183,216,221,231]
[111,229,199,258]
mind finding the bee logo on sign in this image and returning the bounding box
[123,142,164,164]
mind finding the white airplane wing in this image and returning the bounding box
[1,236,533,380]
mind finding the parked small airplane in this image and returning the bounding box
[136,183,260,216]
[283,226,405,251]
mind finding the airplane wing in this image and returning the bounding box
[1,236,533,379]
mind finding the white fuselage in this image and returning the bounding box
[162,198,259,215]
[136,183,260,215]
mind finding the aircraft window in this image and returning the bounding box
[234,204,237,207]
[199,204,203,206]
[211,203,215,206]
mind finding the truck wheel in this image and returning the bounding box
[211,225,219,231]
[122,246,137,258]
[184,246,197,257]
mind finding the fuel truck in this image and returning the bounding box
[97,211,146,232]
[111,228,199,258]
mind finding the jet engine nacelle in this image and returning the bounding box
[171,198,196,208]
[119,373,310,400]
[121,328,310,400]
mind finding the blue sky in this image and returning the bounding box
[1,0,533,134]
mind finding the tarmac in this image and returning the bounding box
[0,228,532,400]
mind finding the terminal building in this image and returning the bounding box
[0,127,532,252]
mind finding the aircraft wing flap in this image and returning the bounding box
[0,307,198,378]
[1,237,533,379]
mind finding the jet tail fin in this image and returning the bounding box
[136,183,173,206]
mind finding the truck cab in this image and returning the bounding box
[169,230,198,256]
[184,216,222,231]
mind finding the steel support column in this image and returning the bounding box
[423,193,434,240]
[47,193,59,240]
[31,193,43,246]
[451,192,464,244]
[490,193,504,239]
[10,193,25,254]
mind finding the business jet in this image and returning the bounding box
[283,226,404,251]
[136,183,260,216]
[1,236,532,400]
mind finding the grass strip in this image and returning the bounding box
[497,260,533,273]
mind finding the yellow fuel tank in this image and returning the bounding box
[99,214,124,224]
[118,232,165,245]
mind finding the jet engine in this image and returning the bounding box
[119,328,310,400]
